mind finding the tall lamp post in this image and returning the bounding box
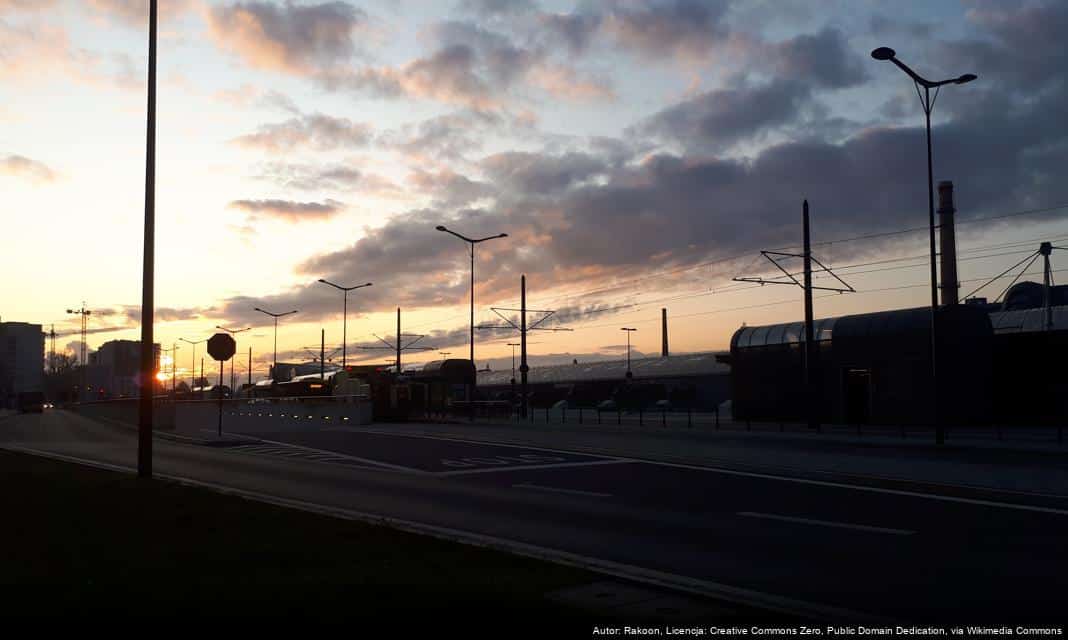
[621,328,636,379]
[435,225,508,368]
[179,337,205,395]
[254,307,298,381]
[217,325,250,391]
[317,279,372,368]
[871,46,976,445]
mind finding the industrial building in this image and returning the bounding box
[729,306,994,426]
[476,352,730,410]
[0,322,45,409]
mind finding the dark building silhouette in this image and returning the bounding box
[730,306,994,426]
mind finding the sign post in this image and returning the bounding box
[207,333,236,438]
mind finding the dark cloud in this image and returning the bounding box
[229,199,345,223]
[603,0,732,61]
[207,1,366,73]
[458,0,538,18]
[480,150,609,194]
[0,153,55,181]
[320,19,610,108]
[634,79,813,152]
[407,168,495,207]
[773,28,867,89]
[232,113,373,152]
[539,12,602,55]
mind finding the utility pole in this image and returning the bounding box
[248,346,252,387]
[136,0,158,478]
[734,201,854,431]
[802,200,817,431]
[621,328,636,379]
[321,328,325,380]
[1041,242,1054,332]
[357,307,434,372]
[476,275,572,419]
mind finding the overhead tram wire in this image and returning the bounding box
[520,208,1068,311]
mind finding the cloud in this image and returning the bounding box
[480,150,609,194]
[772,28,867,89]
[320,19,611,109]
[634,79,813,152]
[85,0,193,25]
[256,161,406,197]
[207,1,367,73]
[229,199,346,223]
[603,0,732,61]
[378,109,533,164]
[232,113,373,152]
[0,0,58,10]
[1,153,55,181]
[527,63,615,101]
[406,168,495,207]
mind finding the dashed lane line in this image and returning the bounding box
[737,512,916,536]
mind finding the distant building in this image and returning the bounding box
[87,339,160,398]
[269,361,340,382]
[0,322,44,408]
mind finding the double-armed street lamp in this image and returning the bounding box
[871,46,977,445]
[179,337,205,393]
[435,225,508,367]
[217,325,250,390]
[316,279,372,368]
[254,307,298,381]
[621,328,636,379]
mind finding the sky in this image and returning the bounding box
[2,0,1067,381]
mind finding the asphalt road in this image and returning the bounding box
[3,409,1067,623]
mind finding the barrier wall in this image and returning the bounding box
[175,398,374,434]
[72,399,176,430]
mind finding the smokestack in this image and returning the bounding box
[661,308,669,358]
[938,181,959,306]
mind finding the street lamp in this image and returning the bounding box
[179,337,205,396]
[439,351,452,361]
[871,46,976,445]
[254,307,298,381]
[621,328,636,379]
[435,225,508,367]
[217,325,250,391]
[317,279,372,368]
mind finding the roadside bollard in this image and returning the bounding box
[579,407,583,424]
[617,408,621,425]
[661,408,666,427]
[562,406,566,423]
[639,407,643,427]
[687,407,692,429]
[597,409,601,425]
[545,406,550,423]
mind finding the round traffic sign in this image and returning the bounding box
[207,333,237,361]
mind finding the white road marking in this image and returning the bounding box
[737,511,916,535]
[438,458,635,477]
[0,443,882,623]
[219,433,430,475]
[356,429,1068,516]
[513,483,613,498]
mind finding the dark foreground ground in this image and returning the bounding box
[0,448,772,630]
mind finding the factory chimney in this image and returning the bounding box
[938,181,959,306]
[661,308,669,358]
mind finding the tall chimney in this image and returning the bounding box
[661,308,669,357]
[938,181,959,306]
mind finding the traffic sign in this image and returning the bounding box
[207,333,236,361]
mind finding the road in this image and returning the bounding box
[3,409,1066,623]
